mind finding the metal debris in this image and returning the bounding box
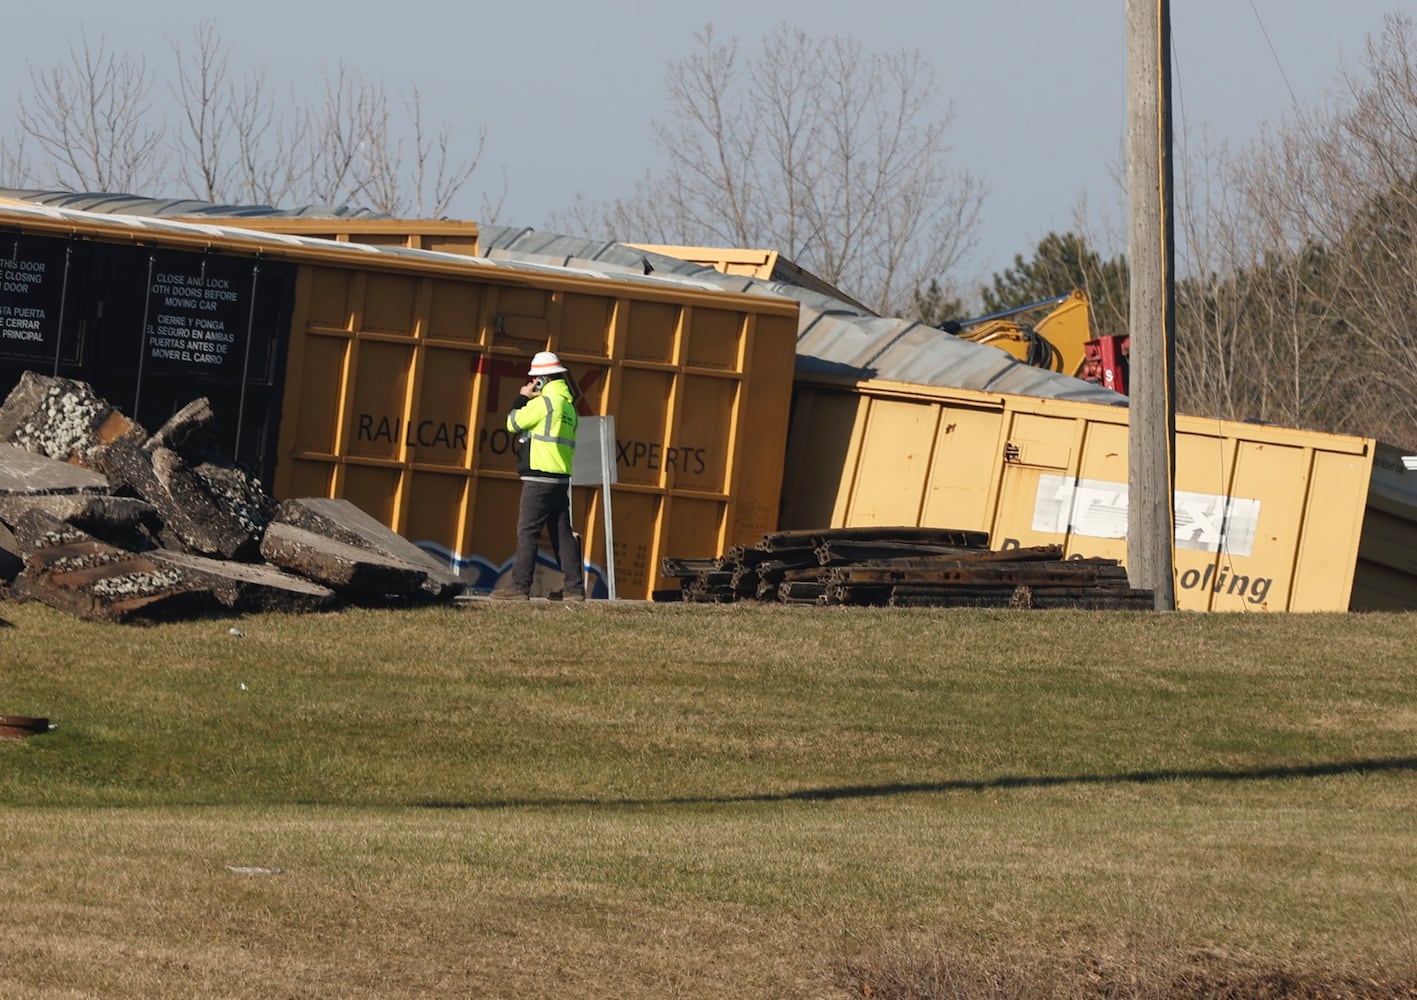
[662,529,1153,610]
[0,715,52,739]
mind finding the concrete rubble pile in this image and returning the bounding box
[0,372,464,624]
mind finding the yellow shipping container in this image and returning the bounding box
[782,374,1376,612]
[275,259,800,600]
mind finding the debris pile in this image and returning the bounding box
[661,527,1154,610]
[0,372,464,624]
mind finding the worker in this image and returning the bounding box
[491,351,587,601]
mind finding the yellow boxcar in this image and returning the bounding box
[782,374,1377,612]
[274,260,800,600]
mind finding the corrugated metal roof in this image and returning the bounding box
[0,191,1126,407]
[0,201,787,305]
[477,224,1126,406]
[0,188,386,219]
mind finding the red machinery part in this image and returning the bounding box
[1082,335,1130,395]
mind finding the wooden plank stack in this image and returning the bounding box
[660,527,1154,610]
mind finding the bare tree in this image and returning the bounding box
[227,73,312,207]
[552,24,984,317]
[169,21,311,207]
[1171,14,1417,444]
[170,22,233,200]
[1172,127,1342,429]
[348,84,486,217]
[17,30,167,192]
[301,65,379,209]
[405,90,487,218]
[0,132,36,189]
[1322,15,1417,442]
[1172,130,1253,421]
[7,26,489,220]
[293,67,486,216]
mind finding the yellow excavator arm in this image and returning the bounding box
[944,289,1093,378]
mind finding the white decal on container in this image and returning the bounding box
[1032,474,1260,556]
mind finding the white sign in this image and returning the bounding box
[572,416,618,486]
[573,415,618,599]
[1032,473,1261,556]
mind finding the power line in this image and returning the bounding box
[1248,0,1301,111]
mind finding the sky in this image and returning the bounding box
[1,1,1404,292]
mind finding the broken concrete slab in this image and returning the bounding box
[92,440,262,561]
[192,460,277,536]
[0,443,110,496]
[0,492,158,555]
[0,377,475,624]
[14,510,222,624]
[148,550,341,614]
[272,497,464,598]
[259,521,435,602]
[0,371,146,464]
[0,493,159,538]
[144,396,218,462]
[9,507,94,554]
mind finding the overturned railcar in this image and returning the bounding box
[0,201,800,600]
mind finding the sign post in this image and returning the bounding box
[572,415,618,600]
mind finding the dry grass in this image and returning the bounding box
[1,599,1415,997]
[833,939,1417,999]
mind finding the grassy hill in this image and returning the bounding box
[2,599,1415,998]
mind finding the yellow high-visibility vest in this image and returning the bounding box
[507,378,578,476]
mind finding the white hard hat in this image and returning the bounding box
[528,351,568,376]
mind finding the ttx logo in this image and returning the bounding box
[473,357,603,416]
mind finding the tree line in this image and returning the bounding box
[988,15,1417,448]
[0,25,495,219]
[3,17,1415,446]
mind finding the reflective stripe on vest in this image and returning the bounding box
[529,395,576,448]
[507,380,578,475]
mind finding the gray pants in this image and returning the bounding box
[509,479,585,597]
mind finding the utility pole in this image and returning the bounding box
[1126,0,1177,610]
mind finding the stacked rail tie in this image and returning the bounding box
[661,527,1154,610]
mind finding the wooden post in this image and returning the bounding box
[1126,0,1177,609]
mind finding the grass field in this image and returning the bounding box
[1,598,1415,998]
